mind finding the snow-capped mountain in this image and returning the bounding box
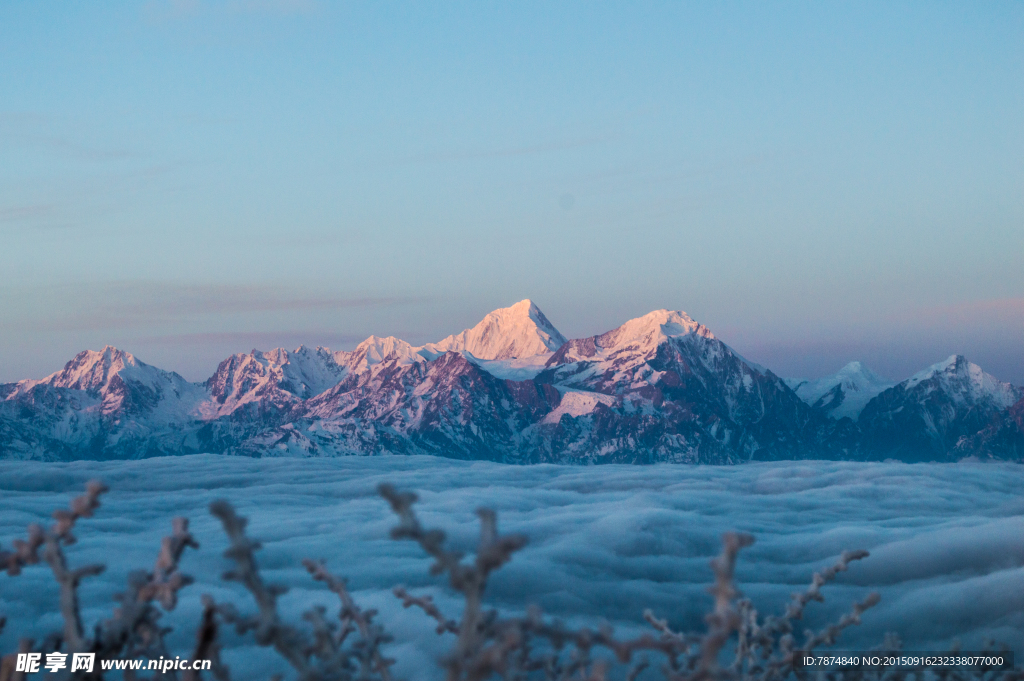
[8,345,204,419]
[545,309,712,368]
[11,346,202,417]
[1,305,1021,463]
[857,355,1023,461]
[420,299,567,360]
[530,309,843,462]
[202,345,346,417]
[220,307,837,463]
[0,346,207,459]
[786,361,895,421]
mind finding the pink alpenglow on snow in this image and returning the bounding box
[2,301,1022,463]
[420,299,567,360]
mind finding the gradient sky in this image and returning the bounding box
[1,1,1022,384]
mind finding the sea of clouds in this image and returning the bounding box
[2,455,1024,679]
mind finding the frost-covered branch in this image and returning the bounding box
[209,499,310,673]
[381,485,724,681]
[393,587,459,635]
[94,517,200,663]
[27,481,109,653]
[209,499,397,681]
[304,558,397,681]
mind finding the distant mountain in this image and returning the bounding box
[1,304,1021,463]
[857,355,1022,462]
[531,309,843,462]
[785,361,895,421]
[0,346,206,459]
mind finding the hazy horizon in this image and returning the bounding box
[1,296,1020,387]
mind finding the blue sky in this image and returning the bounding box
[1,1,1022,383]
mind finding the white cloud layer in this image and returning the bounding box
[2,456,1023,679]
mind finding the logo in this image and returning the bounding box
[15,652,95,673]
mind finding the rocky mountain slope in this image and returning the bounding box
[856,355,1022,461]
[0,346,207,458]
[1,300,1020,463]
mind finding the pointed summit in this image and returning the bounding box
[44,345,140,393]
[904,354,1019,408]
[13,345,203,420]
[859,355,1023,459]
[422,299,567,360]
[787,361,895,421]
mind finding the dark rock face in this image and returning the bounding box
[533,333,842,463]
[955,396,1024,460]
[296,352,565,461]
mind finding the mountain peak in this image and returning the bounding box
[546,308,716,368]
[44,346,140,393]
[788,360,895,421]
[422,300,567,360]
[597,309,713,350]
[14,345,204,420]
[204,345,348,407]
[904,354,1019,409]
[834,361,889,384]
[906,354,970,386]
[340,335,424,371]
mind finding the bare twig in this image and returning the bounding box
[304,558,397,681]
[393,587,459,635]
[209,499,311,674]
[41,481,109,653]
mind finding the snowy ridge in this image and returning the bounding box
[599,308,714,348]
[10,345,204,421]
[202,346,347,417]
[904,355,1020,408]
[25,346,164,395]
[547,309,713,367]
[856,355,1024,461]
[336,335,426,374]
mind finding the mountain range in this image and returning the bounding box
[2,299,1022,463]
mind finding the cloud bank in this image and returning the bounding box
[2,457,1023,679]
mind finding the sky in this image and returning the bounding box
[1,1,1022,384]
